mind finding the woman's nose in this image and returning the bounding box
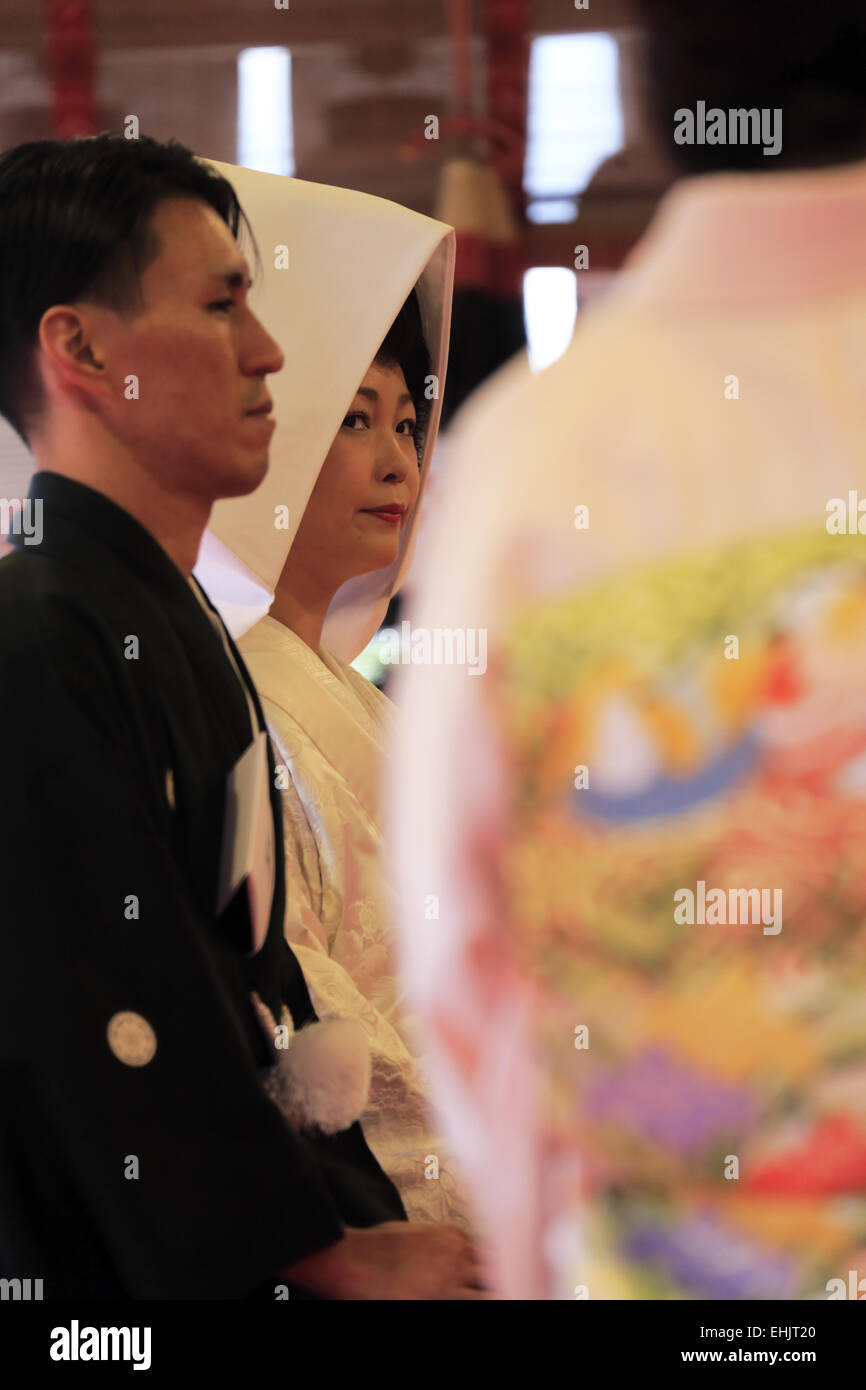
[377,432,412,479]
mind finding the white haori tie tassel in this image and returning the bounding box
[250,992,371,1135]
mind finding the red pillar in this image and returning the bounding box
[44,0,98,139]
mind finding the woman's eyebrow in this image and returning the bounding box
[356,386,414,407]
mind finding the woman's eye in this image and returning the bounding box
[209,299,234,313]
[342,411,369,430]
[397,418,418,437]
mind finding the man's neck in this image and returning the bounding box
[31,454,210,577]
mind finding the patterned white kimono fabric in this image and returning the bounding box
[240,614,468,1225]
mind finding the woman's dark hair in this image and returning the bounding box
[631,0,866,174]
[0,132,254,444]
[374,289,431,464]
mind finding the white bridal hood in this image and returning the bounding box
[194,159,456,659]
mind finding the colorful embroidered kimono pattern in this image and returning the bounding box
[492,527,866,1299]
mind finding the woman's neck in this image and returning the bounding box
[269,560,336,653]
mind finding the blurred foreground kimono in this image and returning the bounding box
[390,159,866,1297]
[196,168,469,1224]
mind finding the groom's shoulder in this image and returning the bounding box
[0,546,125,713]
[0,543,103,637]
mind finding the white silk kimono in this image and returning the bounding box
[239,615,467,1223]
[192,165,467,1225]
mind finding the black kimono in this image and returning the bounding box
[0,470,405,1299]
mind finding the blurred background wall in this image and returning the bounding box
[0,1,674,368]
[0,0,676,675]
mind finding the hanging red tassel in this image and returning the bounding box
[43,0,98,139]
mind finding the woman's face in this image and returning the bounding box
[289,359,422,591]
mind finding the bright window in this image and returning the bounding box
[525,33,623,204]
[237,47,294,176]
[524,267,578,372]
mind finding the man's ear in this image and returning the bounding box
[37,303,114,407]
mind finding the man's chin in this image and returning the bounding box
[218,452,271,499]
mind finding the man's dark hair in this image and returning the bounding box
[375,289,432,465]
[631,0,866,174]
[0,132,253,445]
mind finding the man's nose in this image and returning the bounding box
[243,311,285,377]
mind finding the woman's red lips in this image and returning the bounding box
[362,504,405,525]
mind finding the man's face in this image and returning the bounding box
[90,196,284,501]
